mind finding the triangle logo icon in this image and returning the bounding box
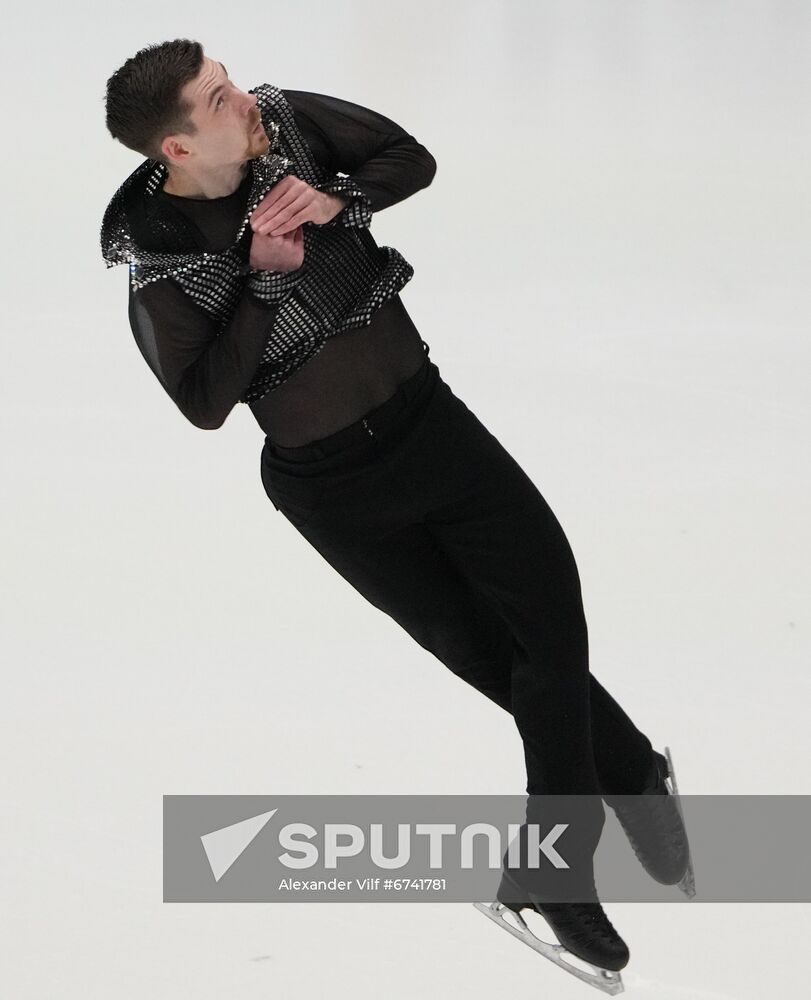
[200,808,278,882]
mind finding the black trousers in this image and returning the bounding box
[260,340,655,856]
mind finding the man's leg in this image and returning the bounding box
[274,418,652,799]
[289,462,604,873]
[373,377,654,802]
[303,508,652,795]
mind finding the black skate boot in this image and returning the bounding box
[474,866,628,994]
[496,867,630,972]
[603,746,694,895]
[473,798,628,992]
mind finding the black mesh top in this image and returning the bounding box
[119,88,436,444]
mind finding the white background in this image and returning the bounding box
[2,1,809,997]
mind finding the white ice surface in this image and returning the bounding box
[2,1,809,997]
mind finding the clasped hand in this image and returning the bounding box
[248,176,348,271]
[250,175,347,236]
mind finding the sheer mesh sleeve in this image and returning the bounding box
[128,277,283,430]
[282,89,437,227]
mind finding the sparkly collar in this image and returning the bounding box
[99,83,293,274]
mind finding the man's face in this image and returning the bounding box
[161,55,269,167]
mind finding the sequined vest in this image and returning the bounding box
[99,83,414,402]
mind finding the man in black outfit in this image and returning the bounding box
[102,39,691,991]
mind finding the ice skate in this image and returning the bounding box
[474,867,628,995]
[604,745,696,898]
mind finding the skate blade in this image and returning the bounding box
[472,899,625,995]
[663,745,697,900]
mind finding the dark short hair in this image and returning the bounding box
[104,39,205,166]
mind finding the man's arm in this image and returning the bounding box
[282,89,437,225]
[127,276,293,430]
